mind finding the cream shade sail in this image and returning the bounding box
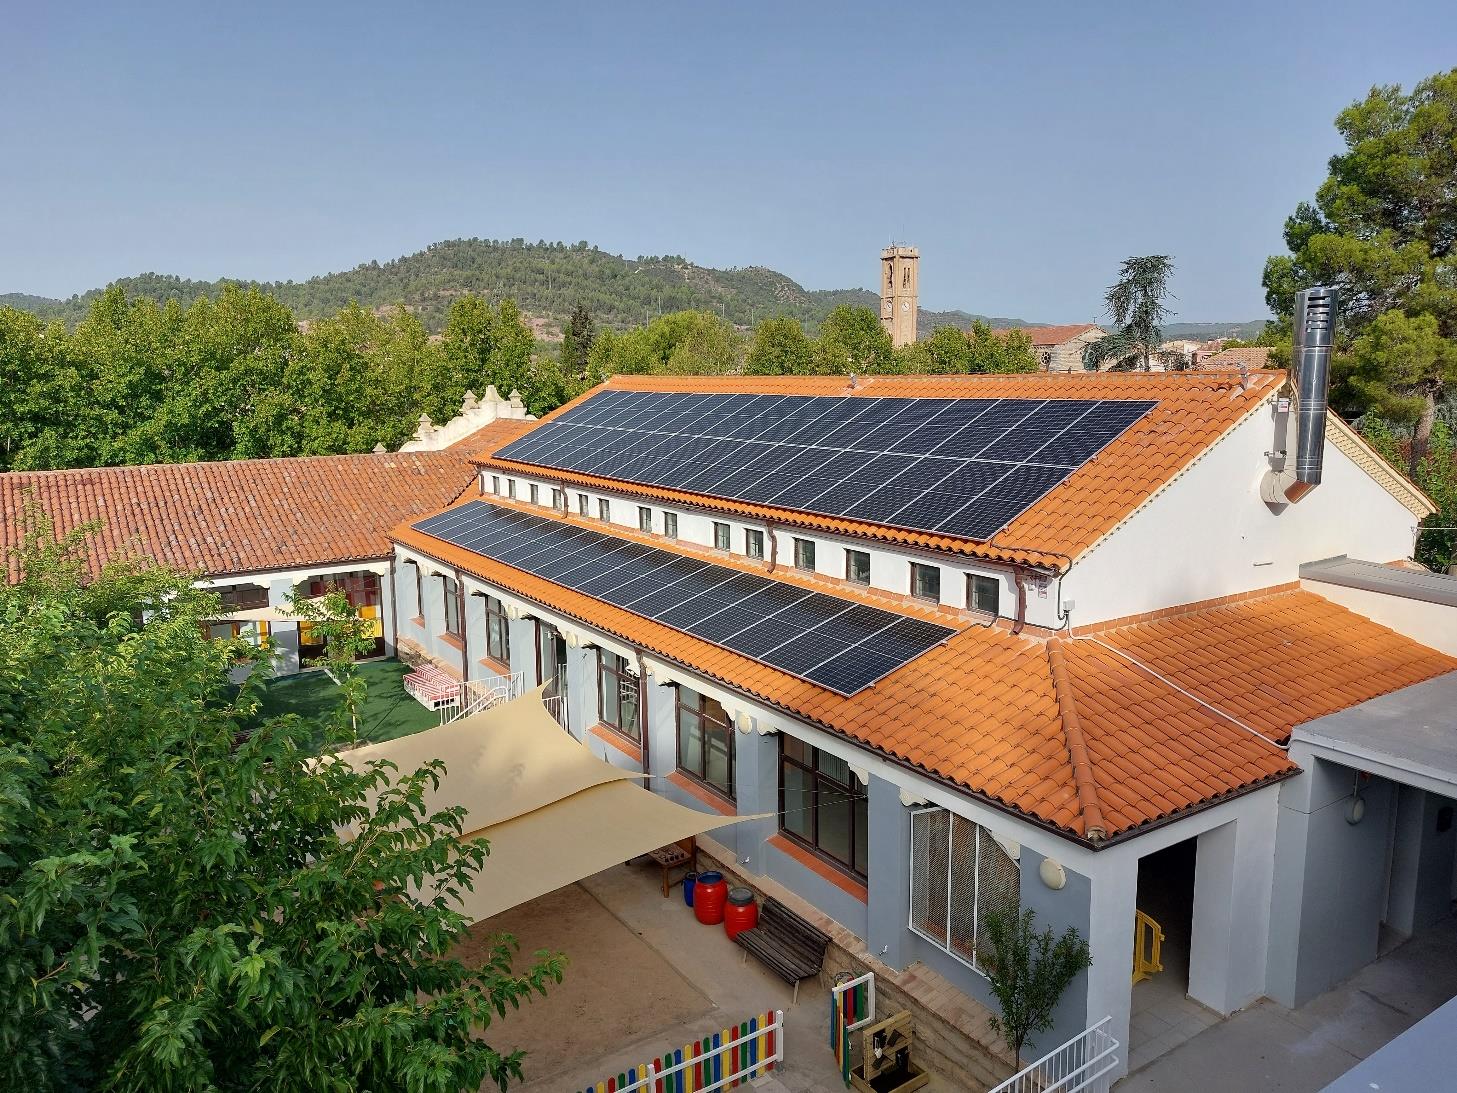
[339,686,752,922]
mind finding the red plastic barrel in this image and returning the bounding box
[724,887,758,940]
[693,871,729,925]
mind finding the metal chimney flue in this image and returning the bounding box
[1261,285,1338,506]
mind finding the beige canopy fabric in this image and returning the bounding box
[339,686,751,922]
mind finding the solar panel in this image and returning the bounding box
[410,501,955,696]
[492,392,1155,542]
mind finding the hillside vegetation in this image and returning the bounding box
[1,238,1264,340]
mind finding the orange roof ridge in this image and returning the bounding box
[1083,582,1303,634]
[1046,639,1107,841]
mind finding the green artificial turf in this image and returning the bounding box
[255,659,438,746]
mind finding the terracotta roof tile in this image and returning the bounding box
[995,324,1104,347]
[473,371,1284,568]
[396,497,1457,843]
[3,438,496,582]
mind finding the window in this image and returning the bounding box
[745,529,765,560]
[909,807,1020,974]
[217,583,268,612]
[490,474,501,495]
[639,505,653,532]
[598,498,611,522]
[793,538,816,572]
[442,576,461,636]
[968,573,1000,615]
[845,549,871,585]
[713,522,731,551]
[577,493,590,516]
[911,562,941,602]
[598,651,640,742]
[552,488,566,512]
[484,594,510,664]
[412,562,424,616]
[529,483,540,505]
[676,687,734,799]
[664,512,678,539]
[507,479,517,499]
[780,737,867,877]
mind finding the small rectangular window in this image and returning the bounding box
[793,538,816,572]
[507,479,517,499]
[968,573,1000,615]
[442,576,461,636]
[713,522,731,551]
[598,498,611,521]
[911,562,941,602]
[490,474,500,495]
[745,529,765,560]
[846,549,871,585]
[638,506,653,533]
[529,483,540,505]
[664,512,678,539]
[484,594,510,664]
[577,493,589,516]
[552,488,566,512]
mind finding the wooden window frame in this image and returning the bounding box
[911,562,941,603]
[597,650,641,743]
[484,594,510,664]
[675,686,735,800]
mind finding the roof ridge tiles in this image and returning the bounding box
[1046,639,1108,841]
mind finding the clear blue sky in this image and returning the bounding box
[3,0,1453,321]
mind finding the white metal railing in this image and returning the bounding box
[832,971,877,1034]
[437,671,525,724]
[598,1009,785,1093]
[987,1017,1120,1093]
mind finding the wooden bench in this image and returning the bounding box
[733,896,831,1003]
[646,836,698,898]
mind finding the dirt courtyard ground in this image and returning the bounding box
[454,881,717,1087]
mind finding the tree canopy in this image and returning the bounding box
[1082,256,1177,372]
[1263,68,1457,471]
[0,520,563,1091]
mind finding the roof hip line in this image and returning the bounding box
[1045,639,1107,842]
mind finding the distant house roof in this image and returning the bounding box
[1199,346,1274,370]
[0,422,535,582]
[473,371,1288,569]
[999,324,1104,347]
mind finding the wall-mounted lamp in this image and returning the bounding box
[1039,857,1067,891]
[1345,772,1368,825]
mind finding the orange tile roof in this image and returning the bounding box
[395,498,1456,844]
[472,371,1286,570]
[996,324,1103,346]
[1198,346,1274,370]
[2,447,485,582]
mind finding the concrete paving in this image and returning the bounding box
[1117,916,1457,1091]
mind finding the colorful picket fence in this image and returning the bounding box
[577,1008,784,1093]
[829,972,876,1085]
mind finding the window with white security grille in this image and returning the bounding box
[909,806,1020,974]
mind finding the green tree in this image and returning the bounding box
[0,520,564,1092]
[916,325,975,373]
[559,303,596,382]
[489,299,535,399]
[1265,70,1457,467]
[1361,414,1457,570]
[814,305,894,375]
[1083,256,1177,372]
[969,322,1038,374]
[745,317,816,375]
[981,907,1093,1068]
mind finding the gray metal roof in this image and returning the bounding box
[1294,672,1457,784]
[1321,994,1457,1092]
[1300,555,1457,608]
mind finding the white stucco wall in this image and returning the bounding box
[1298,579,1457,656]
[1066,402,1420,625]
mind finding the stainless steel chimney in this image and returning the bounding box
[1261,285,1338,505]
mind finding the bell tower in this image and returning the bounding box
[880,244,919,347]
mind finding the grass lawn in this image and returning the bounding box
[255,658,439,746]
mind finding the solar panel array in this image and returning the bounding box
[412,501,956,696]
[492,391,1156,541]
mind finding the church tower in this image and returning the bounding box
[880,245,919,347]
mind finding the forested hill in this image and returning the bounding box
[1,238,1263,340]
